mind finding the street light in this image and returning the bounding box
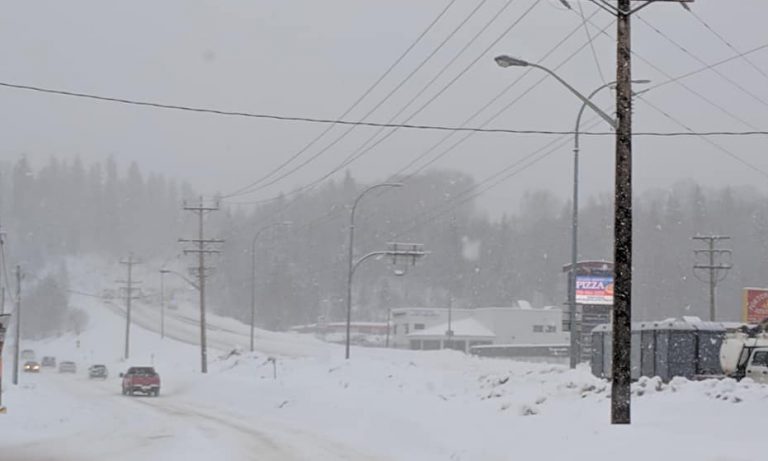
[250,221,292,352]
[346,183,404,359]
[567,79,650,368]
[494,55,617,129]
[495,55,647,367]
[346,243,426,358]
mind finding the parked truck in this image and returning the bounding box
[120,367,161,396]
[720,320,768,384]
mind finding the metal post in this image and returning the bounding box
[198,200,208,374]
[13,265,21,385]
[159,270,166,339]
[250,236,257,353]
[708,239,716,321]
[385,308,391,348]
[120,255,136,360]
[611,0,633,425]
[345,183,403,360]
[570,81,623,369]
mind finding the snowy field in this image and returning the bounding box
[2,259,767,461]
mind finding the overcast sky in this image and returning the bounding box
[1,0,767,216]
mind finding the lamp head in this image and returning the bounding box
[494,55,529,68]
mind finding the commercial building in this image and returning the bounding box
[391,304,568,353]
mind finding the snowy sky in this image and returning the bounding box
[1,0,767,216]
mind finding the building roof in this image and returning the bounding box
[407,317,496,339]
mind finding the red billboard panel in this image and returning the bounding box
[742,288,768,324]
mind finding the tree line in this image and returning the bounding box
[2,156,766,336]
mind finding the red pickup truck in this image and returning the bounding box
[121,367,161,396]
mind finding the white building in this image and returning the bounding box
[391,305,568,353]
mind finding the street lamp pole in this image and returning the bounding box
[250,221,292,352]
[569,79,649,368]
[346,183,403,360]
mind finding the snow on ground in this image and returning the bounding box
[2,257,768,460]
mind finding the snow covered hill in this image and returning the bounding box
[2,258,767,460]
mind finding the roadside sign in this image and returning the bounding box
[742,288,768,324]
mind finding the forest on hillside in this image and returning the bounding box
[2,156,767,335]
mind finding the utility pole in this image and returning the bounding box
[446,215,459,348]
[0,313,10,411]
[585,0,693,426]
[611,0,634,427]
[118,254,141,360]
[0,227,6,315]
[693,235,732,321]
[12,265,21,385]
[180,197,223,374]
[160,269,170,339]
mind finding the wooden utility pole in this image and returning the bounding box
[180,197,223,374]
[594,0,694,425]
[12,265,21,385]
[611,0,634,427]
[118,254,141,360]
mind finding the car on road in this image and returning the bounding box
[23,361,41,373]
[59,361,77,373]
[121,367,160,396]
[88,364,108,379]
[41,356,57,368]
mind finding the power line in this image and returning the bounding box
[636,14,768,112]
[571,8,768,182]
[578,1,608,84]
[573,10,767,131]
[1,37,767,146]
[392,7,613,184]
[222,0,459,198]
[392,115,606,238]
[226,0,499,199]
[686,8,768,82]
[222,7,605,209]
[635,94,768,180]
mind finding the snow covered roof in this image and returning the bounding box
[407,317,496,339]
[592,317,729,333]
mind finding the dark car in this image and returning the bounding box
[121,367,160,396]
[88,364,108,379]
[23,361,41,373]
[59,361,77,373]
[41,356,56,368]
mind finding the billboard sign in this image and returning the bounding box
[742,288,768,324]
[576,276,614,305]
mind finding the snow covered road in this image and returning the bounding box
[2,371,383,461]
[4,261,768,461]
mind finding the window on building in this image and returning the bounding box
[533,325,544,333]
[414,323,425,330]
[545,325,557,333]
[405,324,410,334]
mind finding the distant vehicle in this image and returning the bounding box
[58,361,77,373]
[21,349,36,361]
[41,356,57,368]
[121,367,160,396]
[88,364,108,379]
[23,361,41,373]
